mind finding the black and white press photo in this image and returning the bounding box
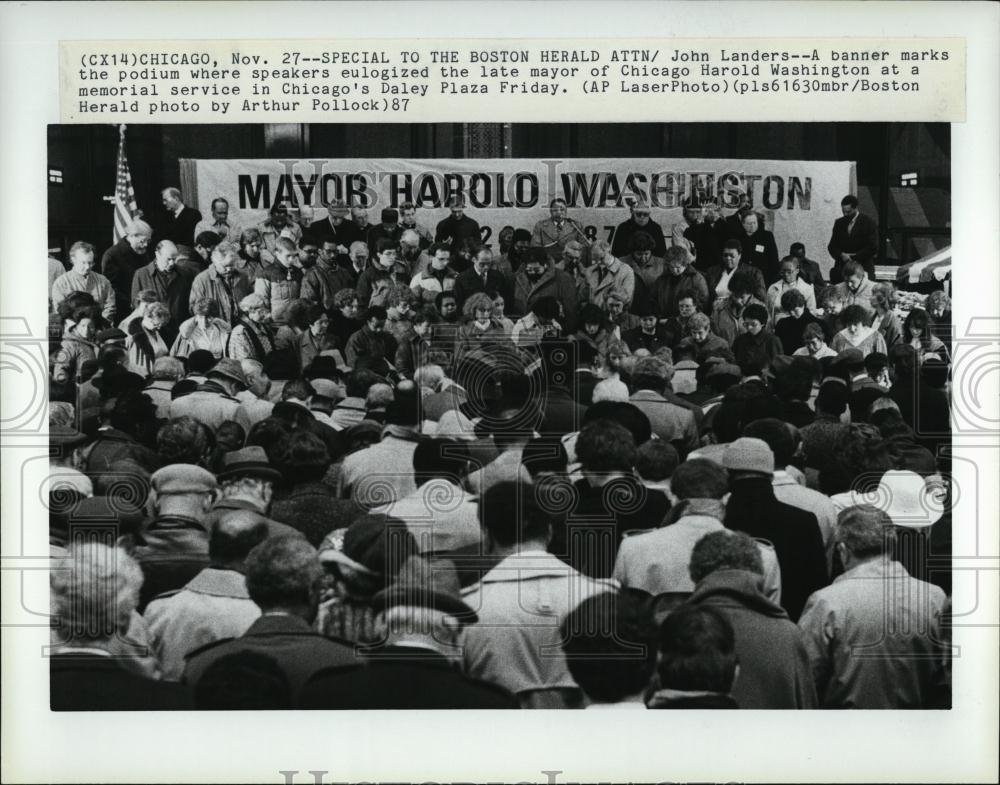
[44,120,954,712]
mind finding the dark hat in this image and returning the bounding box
[512,228,532,244]
[50,425,89,447]
[380,208,399,224]
[93,367,145,398]
[216,446,283,483]
[59,495,145,540]
[96,328,127,345]
[207,358,248,388]
[318,513,412,577]
[374,554,478,625]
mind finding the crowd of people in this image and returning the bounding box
[47,184,953,710]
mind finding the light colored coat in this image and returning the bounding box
[461,550,615,696]
[798,558,947,708]
[143,568,260,681]
[613,502,782,603]
[582,257,635,309]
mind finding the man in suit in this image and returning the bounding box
[158,187,202,250]
[452,245,509,309]
[300,554,517,709]
[182,535,357,696]
[827,194,878,282]
[531,198,588,262]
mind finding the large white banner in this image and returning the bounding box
[185,157,855,273]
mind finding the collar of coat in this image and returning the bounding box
[184,567,251,599]
[688,568,788,619]
[465,550,616,588]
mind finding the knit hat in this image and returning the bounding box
[723,437,775,475]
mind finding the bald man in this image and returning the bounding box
[159,186,202,249]
[131,239,194,346]
[144,509,269,681]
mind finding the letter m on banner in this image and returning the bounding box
[112,124,140,243]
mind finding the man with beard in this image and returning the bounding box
[512,248,578,330]
[611,201,667,258]
[302,239,354,310]
[399,229,429,275]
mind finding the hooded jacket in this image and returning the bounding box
[688,569,818,709]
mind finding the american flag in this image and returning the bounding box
[112,124,139,243]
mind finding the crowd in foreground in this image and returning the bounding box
[46,187,953,710]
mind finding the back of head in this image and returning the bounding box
[157,416,212,466]
[281,429,331,482]
[245,535,323,613]
[51,543,143,644]
[669,458,729,501]
[210,510,269,566]
[835,504,891,560]
[688,529,764,585]
[412,438,470,485]
[656,604,736,693]
[815,379,849,417]
[575,419,637,474]
[479,481,549,548]
[631,356,672,394]
[561,590,656,704]
[583,401,652,447]
[636,440,679,483]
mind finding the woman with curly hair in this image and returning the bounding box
[171,296,231,358]
[869,283,903,350]
[830,304,888,358]
[454,291,508,362]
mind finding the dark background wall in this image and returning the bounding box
[48,122,949,265]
